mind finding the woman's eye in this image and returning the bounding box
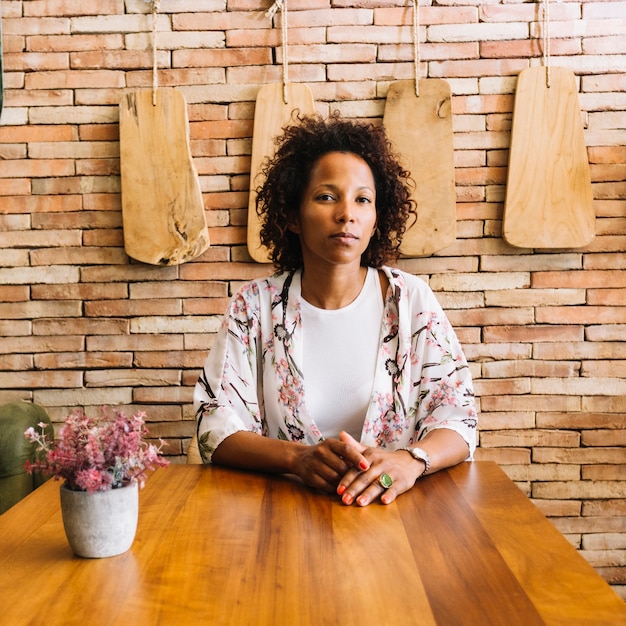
[316,193,334,201]
[356,196,372,204]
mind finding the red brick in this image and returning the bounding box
[583,396,626,413]
[583,466,626,481]
[552,516,626,534]
[537,413,626,430]
[87,335,184,352]
[480,430,580,448]
[582,430,626,447]
[536,306,626,325]
[596,567,626,585]
[535,342,626,361]
[183,298,232,315]
[533,270,626,289]
[534,448,626,465]
[32,283,128,300]
[84,299,183,318]
[473,447,531,465]
[0,286,30,302]
[375,6,477,26]
[483,325,584,343]
[480,395,581,413]
[0,370,83,388]
[35,351,132,369]
[0,179,37,196]
[133,351,207,369]
[534,499,582,518]
[534,482,626,500]
[588,289,626,306]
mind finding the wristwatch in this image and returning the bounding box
[403,447,431,475]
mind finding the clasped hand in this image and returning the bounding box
[293,431,424,506]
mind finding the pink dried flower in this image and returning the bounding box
[24,407,169,493]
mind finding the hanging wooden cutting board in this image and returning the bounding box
[503,66,594,248]
[383,79,456,257]
[119,88,209,266]
[247,82,316,264]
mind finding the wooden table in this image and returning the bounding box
[0,462,624,625]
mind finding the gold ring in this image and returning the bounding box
[378,473,393,489]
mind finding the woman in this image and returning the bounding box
[194,114,477,506]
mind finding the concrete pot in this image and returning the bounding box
[60,481,138,558]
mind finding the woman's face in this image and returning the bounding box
[289,151,377,270]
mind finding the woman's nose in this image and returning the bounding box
[335,199,355,222]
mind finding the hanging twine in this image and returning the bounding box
[141,0,161,104]
[412,0,420,97]
[266,0,289,104]
[542,0,551,88]
[151,0,161,104]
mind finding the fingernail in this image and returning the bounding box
[337,484,346,495]
[357,496,367,506]
[342,493,353,505]
[359,460,369,471]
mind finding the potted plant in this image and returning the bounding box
[25,407,168,558]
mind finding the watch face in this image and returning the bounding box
[410,448,430,471]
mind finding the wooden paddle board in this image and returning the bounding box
[383,79,456,257]
[247,82,316,264]
[119,88,209,265]
[503,66,594,249]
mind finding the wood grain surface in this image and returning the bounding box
[119,88,209,266]
[383,79,457,257]
[246,82,315,264]
[1,463,624,625]
[503,66,595,249]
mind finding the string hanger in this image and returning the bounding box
[542,0,551,88]
[266,0,289,104]
[411,0,421,97]
[143,0,161,105]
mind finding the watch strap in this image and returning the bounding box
[403,447,431,474]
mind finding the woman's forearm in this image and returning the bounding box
[410,428,471,476]
[211,430,302,474]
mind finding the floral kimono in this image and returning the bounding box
[194,266,477,462]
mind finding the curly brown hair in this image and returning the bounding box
[256,113,416,272]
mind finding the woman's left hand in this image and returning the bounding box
[336,432,424,506]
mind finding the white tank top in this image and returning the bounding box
[299,268,384,440]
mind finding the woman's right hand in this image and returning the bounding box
[291,438,370,494]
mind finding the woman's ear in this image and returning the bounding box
[287,216,301,234]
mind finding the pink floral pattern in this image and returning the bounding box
[194,268,477,462]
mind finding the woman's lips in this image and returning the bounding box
[331,232,358,241]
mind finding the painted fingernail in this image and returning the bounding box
[337,484,346,495]
[359,460,369,471]
[357,496,368,506]
[342,493,353,505]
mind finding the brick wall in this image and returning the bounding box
[1,0,624,596]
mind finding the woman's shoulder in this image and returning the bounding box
[380,266,443,310]
[381,266,430,292]
[231,270,294,302]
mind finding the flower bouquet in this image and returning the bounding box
[24,406,169,492]
[24,407,169,558]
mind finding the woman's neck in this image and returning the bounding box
[300,265,368,310]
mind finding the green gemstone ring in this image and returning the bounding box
[378,473,393,489]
